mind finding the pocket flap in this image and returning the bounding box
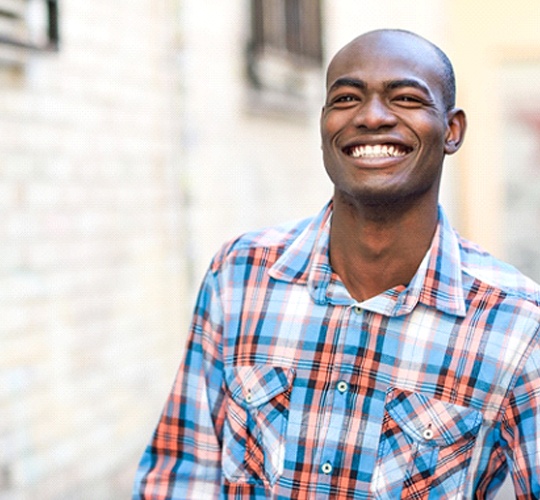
[385,387,483,447]
[224,365,295,408]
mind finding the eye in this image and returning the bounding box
[393,94,426,108]
[330,94,360,107]
[336,95,356,102]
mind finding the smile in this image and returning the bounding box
[344,143,411,159]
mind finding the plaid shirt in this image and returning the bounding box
[134,202,540,499]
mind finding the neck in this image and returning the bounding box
[329,193,439,301]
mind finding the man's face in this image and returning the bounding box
[321,32,464,207]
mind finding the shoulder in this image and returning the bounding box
[209,216,314,274]
[458,234,540,307]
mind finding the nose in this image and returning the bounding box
[352,96,397,130]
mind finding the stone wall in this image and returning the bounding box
[0,1,186,497]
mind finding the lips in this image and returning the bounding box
[343,143,412,159]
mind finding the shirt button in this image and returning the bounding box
[353,306,362,314]
[321,462,333,474]
[423,428,434,440]
[337,381,349,393]
[245,393,253,403]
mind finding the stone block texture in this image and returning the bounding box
[0,1,187,498]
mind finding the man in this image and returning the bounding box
[134,29,540,499]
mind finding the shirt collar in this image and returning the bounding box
[269,202,467,318]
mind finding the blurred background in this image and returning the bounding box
[1,0,539,498]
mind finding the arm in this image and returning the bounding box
[133,269,226,499]
[502,336,540,499]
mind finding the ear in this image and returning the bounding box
[444,108,467,155]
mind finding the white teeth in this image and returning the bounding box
[349,144,407,158]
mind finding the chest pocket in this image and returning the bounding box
[371,387,483,500]
[223,365,295,486]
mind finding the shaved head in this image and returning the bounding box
[328,29,456,111]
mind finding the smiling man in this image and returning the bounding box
[134,30,540,499]
[320,31,466,303]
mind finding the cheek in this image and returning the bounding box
[418,119,447,144]
[320,119,332,141]
[321,114,348,140]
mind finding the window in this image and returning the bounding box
[0,0,59,55]
[247,0,323,115]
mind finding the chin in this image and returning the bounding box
[340,184,436,210]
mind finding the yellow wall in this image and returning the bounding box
[449,1,540,257]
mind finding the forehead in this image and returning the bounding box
[326,33,445,95]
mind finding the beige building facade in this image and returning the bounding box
[1,0,539,498]
[449,0,540,280]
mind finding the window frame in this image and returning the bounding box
[0,0,59,53]
[246,0,323,115]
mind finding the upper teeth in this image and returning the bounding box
[349,144,407,158]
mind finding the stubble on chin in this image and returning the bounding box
[335,181,436,223]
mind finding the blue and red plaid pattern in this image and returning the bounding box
[371,387,483,499]
[134,201,540,499]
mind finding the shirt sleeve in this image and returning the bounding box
[133,268,226,499]
[502,334,540,499]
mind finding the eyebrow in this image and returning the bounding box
[385,78,432,96]
[328,77,367,93]
[328,77,432,97]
